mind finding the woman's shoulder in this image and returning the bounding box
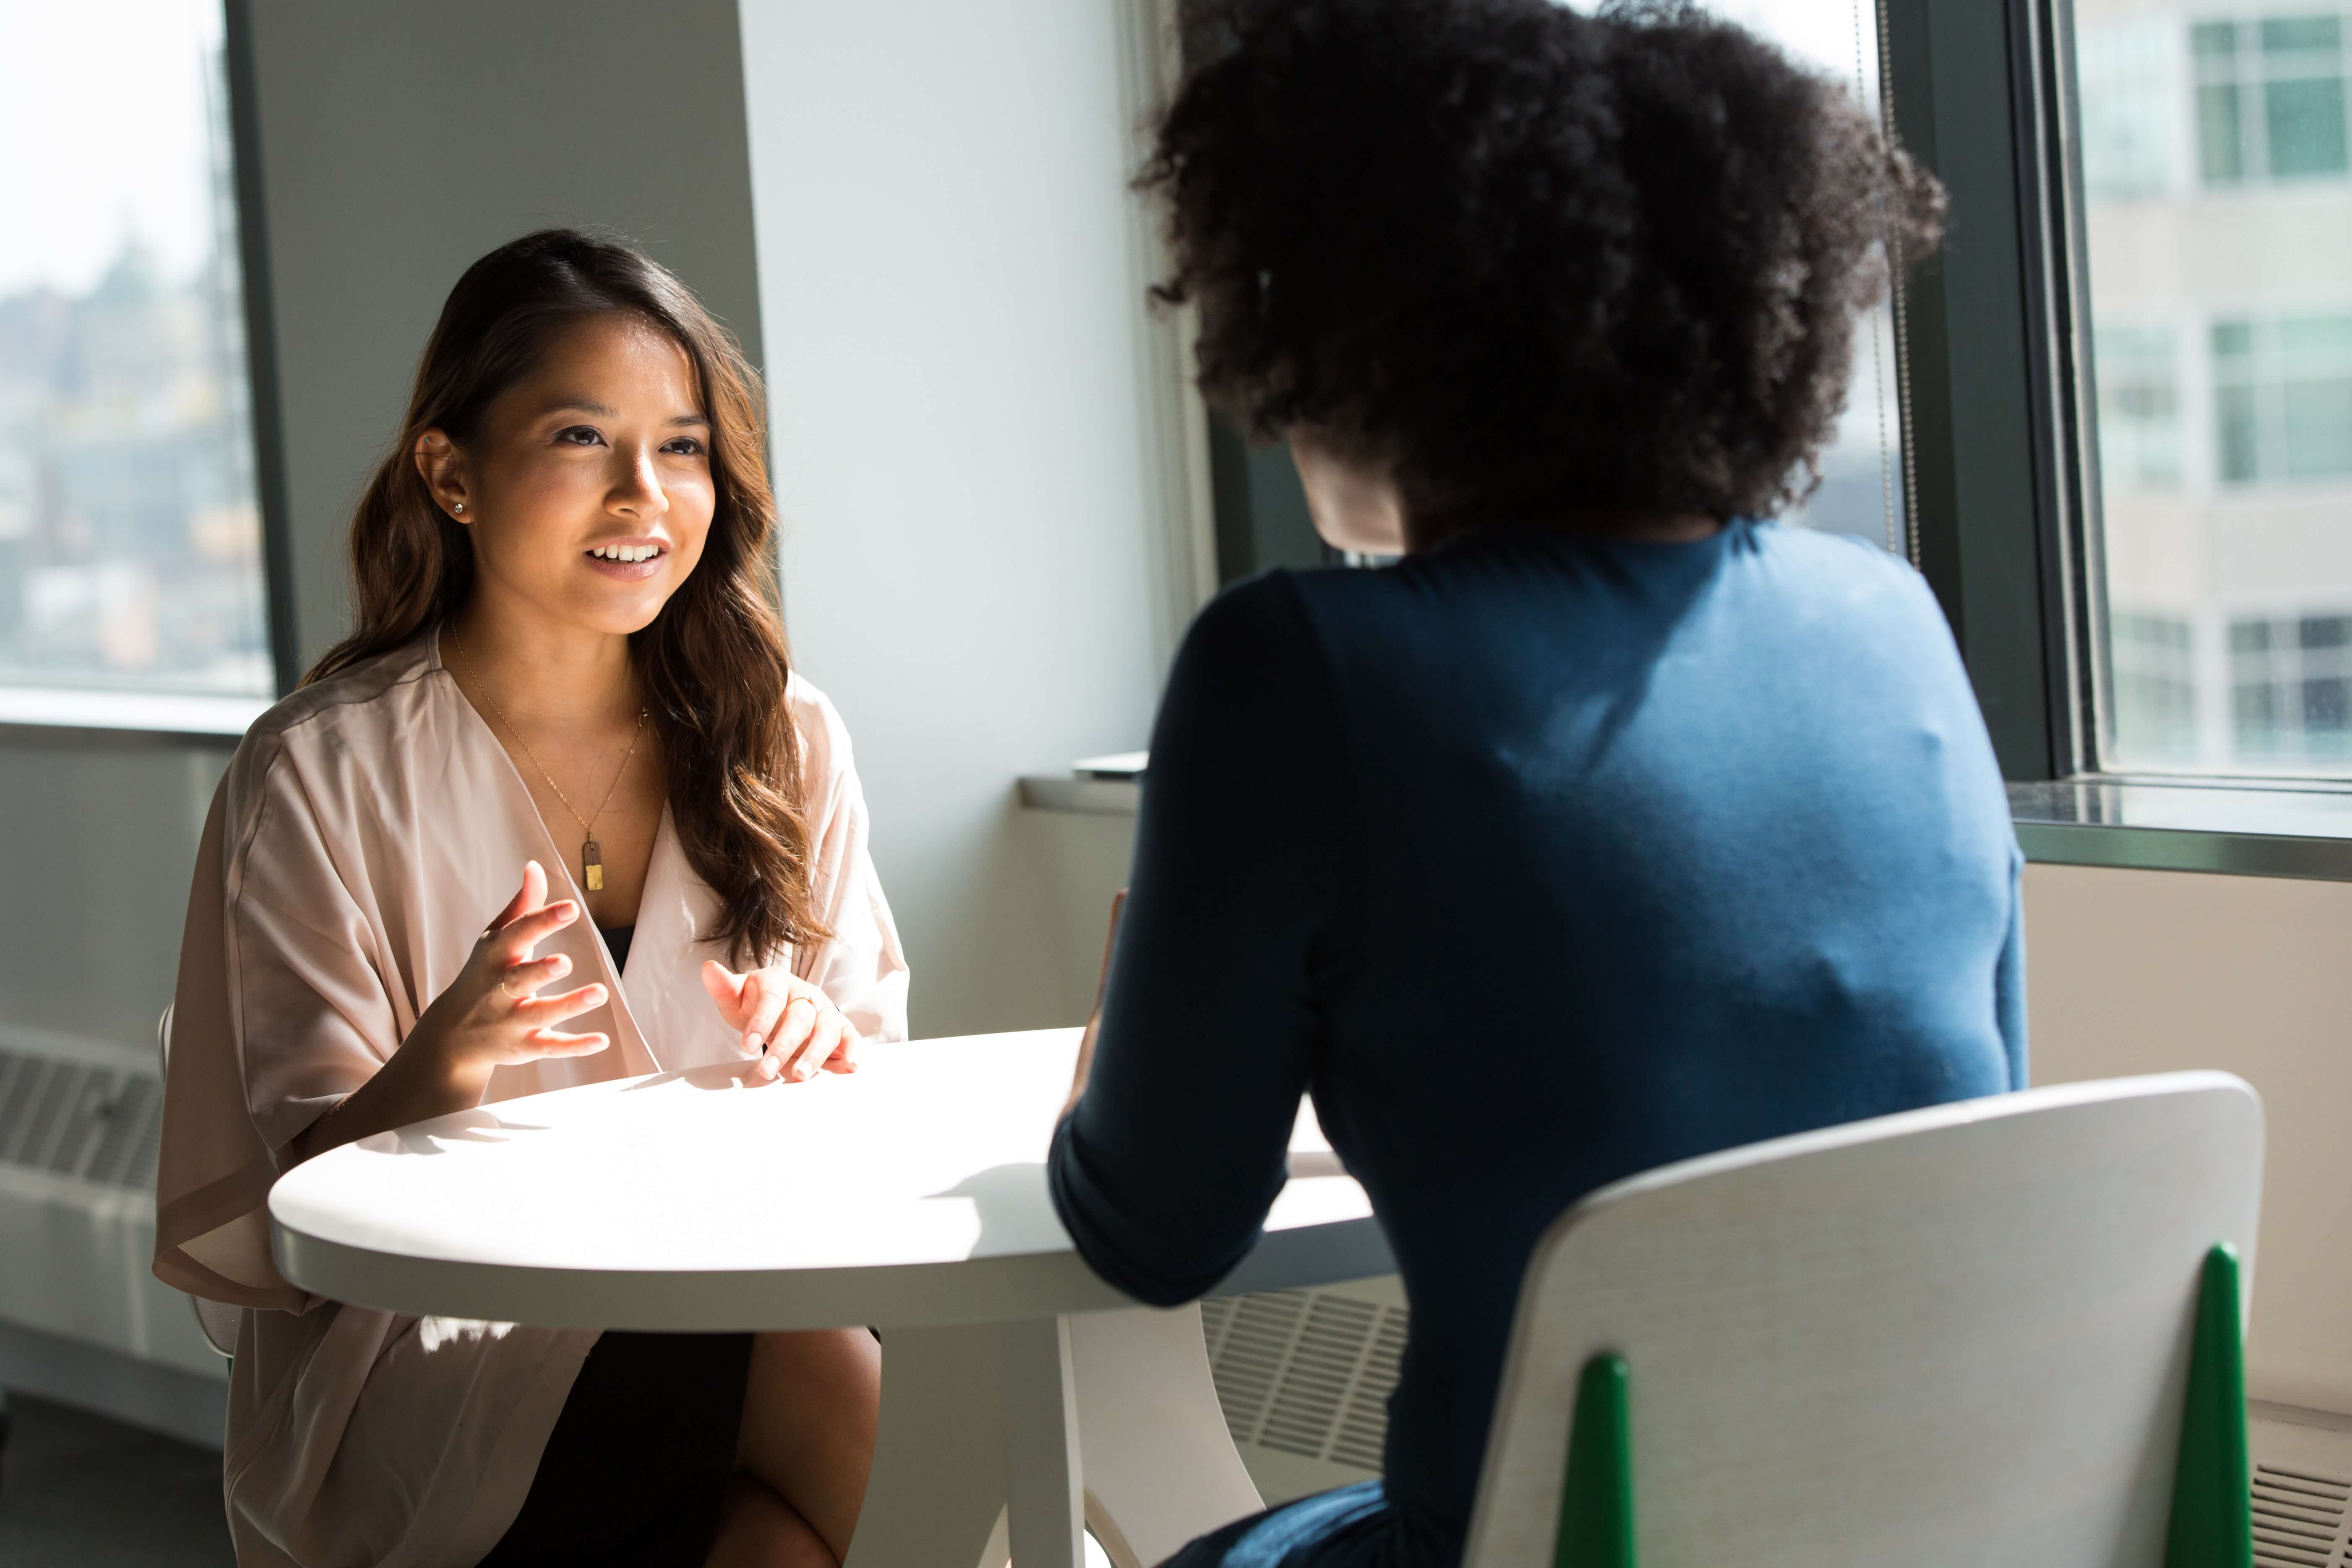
[784,670,858,786]
[220,638,442,814]
[243,637,440,753]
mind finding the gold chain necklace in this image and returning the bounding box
[450,629,646,893]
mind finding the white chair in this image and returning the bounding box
[1462,1072,2263,1568]
[156,1005,240,1359]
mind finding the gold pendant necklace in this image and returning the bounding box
[451,630,647,893]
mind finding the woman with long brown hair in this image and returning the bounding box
[154,229,906,1568]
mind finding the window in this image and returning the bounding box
[2193,13,2350,184]
[1680,0,1912,555]
[2112,611,2201,759]
[2082,20,2183,198]
[2211,314,2352,482]
[2230,611,2352,761]
[1206,0,1913,584]
[0,1,273,703]
[2075,4,2352,775]
[2097,325,2185,488]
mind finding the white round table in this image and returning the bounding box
[269,1027,1391,1568]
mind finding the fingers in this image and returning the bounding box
[811,1013,860,1077]
[513,981,608,1028]
[700,959,745,1022]
[488,860,546,932]
[742,973,794,1058]
[498,951,573,1000]
[775,998,837,1082]
[520,1028,609,1059]
[495,898,581,964]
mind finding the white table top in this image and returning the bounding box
[269,1027,1389,1331]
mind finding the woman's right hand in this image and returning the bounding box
[405,860,611,1097]
[291,862,609,1163]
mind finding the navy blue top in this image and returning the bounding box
[1047,521,2025,1568]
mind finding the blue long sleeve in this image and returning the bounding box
[1048,576,1357,1305]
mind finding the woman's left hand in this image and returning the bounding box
[700,961,860,1083]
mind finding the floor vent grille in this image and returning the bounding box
[2255,1462,2352,1568]
[0,1047,162,1191]
[1200,1289,1407,1471]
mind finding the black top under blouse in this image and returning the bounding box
[599,924,634,975]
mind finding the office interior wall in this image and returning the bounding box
[237,0,767,671]
[739,0,1199,1037]
[2022,862,2352,1418]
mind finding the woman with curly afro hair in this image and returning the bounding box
[1048,2,2020,1565]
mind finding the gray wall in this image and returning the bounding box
[740,0,1201,1037]
[240,0,766,668]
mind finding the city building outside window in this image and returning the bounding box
[0,1,272,706]
[2211,314,2352,482]
[2193,13,2350,184]
[2097,325,2186,489]
[2076,3,2352,774]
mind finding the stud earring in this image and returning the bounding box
[452,503,465,514]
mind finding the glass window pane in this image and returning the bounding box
[2215,384,2263,482]
[1680,0,1908,554]
[2259,14,2340,54]
[0,0,271,697]
[2078,3,2352,775]
[2282,375,2352,474]
[2263,75,2349,174]
[2199,82,2248,182]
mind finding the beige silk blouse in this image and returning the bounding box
[153,634,909,1568]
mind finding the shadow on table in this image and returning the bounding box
[931,1162,1071,1258]
[621,1060,776,1093]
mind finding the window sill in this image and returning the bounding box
[2009,779,2352,882]
[0,685,271,745]
[1020,767,2352,883]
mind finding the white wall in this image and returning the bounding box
[2024,863,2352,1418]
[739,0,1207,1037]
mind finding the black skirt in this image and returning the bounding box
[477,1331,754,1568]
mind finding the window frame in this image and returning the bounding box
[1896,0,2352,877]
[0,0,298,742]
[1885,0,2099,786]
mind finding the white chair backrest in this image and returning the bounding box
[1462,1072,2263,1568]
[156,1005,239,1360]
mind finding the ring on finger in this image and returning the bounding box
[499,967,531,1000]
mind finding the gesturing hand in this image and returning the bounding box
[291,861,609,1162]
[412,860,612,1093]
[701,961,858,1083]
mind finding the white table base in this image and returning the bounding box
[848,1302,1264,1568]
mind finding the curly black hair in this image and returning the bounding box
[1143,0,1947,530]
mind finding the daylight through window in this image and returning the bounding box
[0,0,271,699]
[2076,1,2352,775]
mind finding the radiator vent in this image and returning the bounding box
[2255,1463,2352,1568]
[0,1047,162,1191]
[1200,1289,1407,1471]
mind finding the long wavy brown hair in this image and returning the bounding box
[306,229,826,965]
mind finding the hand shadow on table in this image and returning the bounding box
[365,1108,552,1156]
[620,1060,778,1093]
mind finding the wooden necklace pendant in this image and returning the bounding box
[582,838,605,892]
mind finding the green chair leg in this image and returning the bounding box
[2165,1243,2253,1568]
[1555,1354,1635,1568]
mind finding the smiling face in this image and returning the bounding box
[416,311,716,638]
